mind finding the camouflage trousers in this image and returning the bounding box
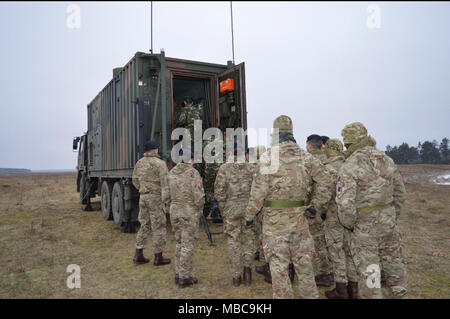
[170,204,200,280]
[135,194,167,253]
[324,212,358,283]
[307,215,333,275]
[223,207,256,278]
[254,211,266,263]
[350,208,408,299]
[263,219,319,299]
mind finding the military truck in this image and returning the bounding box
[73,51,247,232]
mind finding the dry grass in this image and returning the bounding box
[0,165,449,299]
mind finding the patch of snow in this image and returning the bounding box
[434,174,450,185]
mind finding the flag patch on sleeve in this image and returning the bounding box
[200,182,204,189]
[337,181,345,194]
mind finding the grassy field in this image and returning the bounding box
[0,165,449,299]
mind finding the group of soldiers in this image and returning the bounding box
[130,99,408,298]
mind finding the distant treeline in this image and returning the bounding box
[0,168,31,174]
[385,138,449,164]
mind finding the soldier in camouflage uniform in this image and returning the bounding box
[306,134,334,287]
[245,116,333,299]
[336,122,408,299]
[132,141,171,266]
[202,137,223,221]
[177,96,202,146]
[322,139,359,299]
[215,143,255,286]
[168,150,205,288]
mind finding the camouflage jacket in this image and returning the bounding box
[177,103,202,129]
[244,141,333,235]
[336,146,406,229]
[309,149,327,163]
[323,155,345,214]
[214,162,254,215]
[167,163,205,212]
[132,153,170,205]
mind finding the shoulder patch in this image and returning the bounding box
[337,181,345,194]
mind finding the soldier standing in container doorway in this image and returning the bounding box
[168,150,205,288]
[305,134,334,288]
[177,96,202,148]
[132,140,171,266]
[214,142,255,286]
[336,122,408,299]
[245,116,333,299]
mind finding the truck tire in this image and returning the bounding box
[112,181,125,226]
[100,181,113,220]
[79,174,87,205]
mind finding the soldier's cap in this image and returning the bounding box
[144,140,159,152]
[179,149,195,159]
[321,136,330,144]
[273,115,293,134]
[341,122,368,145]
[325,138,344,153]
[306,134,323,143]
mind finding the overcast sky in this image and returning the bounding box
[0,1,449,170]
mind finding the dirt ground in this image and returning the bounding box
[0,165,449,299]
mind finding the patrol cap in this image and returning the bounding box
[341,122,368,145]
[273,115,293,134]
[144,140,159,152]
[321,136,330,144]
[325,138,344,153]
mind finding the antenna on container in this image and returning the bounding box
[230,1,235,65]
[150,1,153,53]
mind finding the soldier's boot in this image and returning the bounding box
[264,271,272,284]
[153,252,171,266]
[381,270,387,287]
[178,278,195,288]
[233,276,242,287]
[190,277,198,284]
[347,281,359,299]
[254,251,260,261]
[289,263,295,283]
[325,282,349,299]
[243,267,252,286]
[315,273,334,287]
[133,248,150,265]
[255,263,269,275]
[175,274,179,285]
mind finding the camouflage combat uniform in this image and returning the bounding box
[307,148,333,277]
[168,163,205,281]
[177,102,202,145]
[252,146,267,264]
[215,160,255,279]
[132,153,170,254]
[202,138,223,203]
[322,139,358,284]
[337,122,408,299]
[245,116,333,299]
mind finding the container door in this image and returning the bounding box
[217,63,247,134]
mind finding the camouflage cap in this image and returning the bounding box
[273,115,293,134]
[341,122,368,145]
[325,138,344,154]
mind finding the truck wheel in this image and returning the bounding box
[112,182,124,226]
[79,174,87,205]
[101,181,113,220]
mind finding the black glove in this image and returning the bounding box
[304,207,317,219]
[320,212,327,221]
[245,220,254,228]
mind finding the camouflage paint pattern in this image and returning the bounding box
[245,137,333,299]
[215,161,255,278]
[168,163,205,280]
